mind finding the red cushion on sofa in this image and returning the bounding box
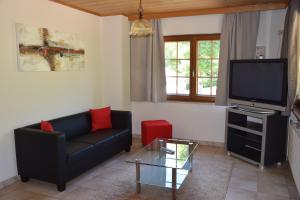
[40,121,54,132]
[90,107,112,132]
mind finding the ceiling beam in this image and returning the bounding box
[128,2,288,20]
[49,0,102,17]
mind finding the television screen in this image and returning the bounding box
[229,59,288,107]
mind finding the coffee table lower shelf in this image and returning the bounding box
[135,162,191,200]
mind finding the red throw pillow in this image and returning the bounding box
[40,120,54,132]
[90,106,112,132]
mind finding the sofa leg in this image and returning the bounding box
[57,183,66,192]
[125,146,131,152]
[20,176,30,182]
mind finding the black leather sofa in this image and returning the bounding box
[14,110,132,191]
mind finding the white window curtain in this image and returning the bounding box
[130,19,167,102]
[215,12,260,105]
[281,0,299,115]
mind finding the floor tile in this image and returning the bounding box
[29,193,58,200]
[62,187,100,200]
[231,167,258,182]
[20,179,78,199]
[258,181,289,198]
[225,187,257,200]
[258,171,286,185]
[0,189,37,200]
[0,139,298,200]
[257,192,290,200]
[288,185,300,199]
[229,177,258,192]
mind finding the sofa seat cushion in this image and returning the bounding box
[66,141,93,159]
[73,129,129,146]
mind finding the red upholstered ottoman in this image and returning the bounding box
[141,120,172,146]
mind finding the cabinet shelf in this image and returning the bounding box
[228,111,263,132]
[228,123,263,136]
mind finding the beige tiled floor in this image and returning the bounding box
[0,138,299,200]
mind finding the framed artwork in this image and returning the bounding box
[16,23,85,71]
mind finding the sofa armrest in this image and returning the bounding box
[111,111,132,147]
[14,128,66,185]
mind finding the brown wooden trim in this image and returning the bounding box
[165,34,220,103]
[50,0,287,20]
[167,96,215,103]
[192,96,215,103]
[167,95,191,101]
[128,2,287,20]
[49,0,102,17]
[284,0,291,6]
[194,34,220,41]
[164,34,220,41]
[164,35,192,42]
[190,36,197,101]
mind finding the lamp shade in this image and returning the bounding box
[129,18,154,37]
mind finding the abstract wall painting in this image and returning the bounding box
[16,23,85,71]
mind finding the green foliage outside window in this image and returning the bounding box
[164,38,220,96]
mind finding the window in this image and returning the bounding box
[164,34,220,102]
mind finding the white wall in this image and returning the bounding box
[162,15,224,35]
[132,15,225,143]
[132,102,226,142]
[131,10,287,142]
[0,0,102,183]
[101,15,131,110]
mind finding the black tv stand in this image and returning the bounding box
[226,106,288,168]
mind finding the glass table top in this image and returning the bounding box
[127,138,199,170]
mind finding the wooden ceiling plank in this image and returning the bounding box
[49,0,102,16]
[49,0,288,19]
[128,2,287,20]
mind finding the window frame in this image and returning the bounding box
[164,34,220,103]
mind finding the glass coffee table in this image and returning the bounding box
[126,138,199,200]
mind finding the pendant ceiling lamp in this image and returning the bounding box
[129,0,153,37]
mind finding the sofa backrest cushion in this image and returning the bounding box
[50,112,91,140]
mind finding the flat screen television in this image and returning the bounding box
[229,59,288,111]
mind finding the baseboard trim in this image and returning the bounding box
[0,175,19,189]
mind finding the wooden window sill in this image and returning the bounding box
[167,96,215,103]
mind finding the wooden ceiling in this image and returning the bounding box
[50,0,289,20]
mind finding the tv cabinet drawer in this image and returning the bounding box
[227,128,262,145]
[227,128,262,163]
